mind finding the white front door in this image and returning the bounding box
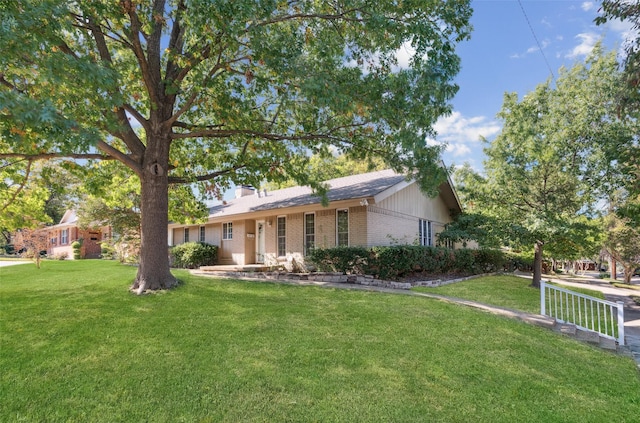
[256,221,265,263]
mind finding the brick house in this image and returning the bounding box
[14,210,111,259]
[168,169,463,266]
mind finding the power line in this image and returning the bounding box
[517,0,556,83]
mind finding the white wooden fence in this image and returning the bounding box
[540,281,625,346]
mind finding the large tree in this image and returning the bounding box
[603,212,640,284]
[596,0,640,113]
[0,1,472,293]
[482,47,635,288]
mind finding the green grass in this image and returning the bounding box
[611,282,640,291]
[1,262,639,422]
[413,275,606,314]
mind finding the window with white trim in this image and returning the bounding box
[337,209,349,246]
[222,222,233,240]
[61,229,69,245]
[184,228,190,243]
[304,213,315,254]
[277,217,286,257]
[199,226,206,243]
[419,219,433,246]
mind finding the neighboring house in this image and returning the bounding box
[14,210,111,259]
[168,169,463,266]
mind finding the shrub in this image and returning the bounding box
[71,240,83,260]
[307,245,505,280]
[453,248,475,274]
[101,242,116,260]
[170,242,218,269]
[308,246,370,274]
[472,248,505,273]
[503,251,534,272]
[0,244,14,255]
[53,252,69,260]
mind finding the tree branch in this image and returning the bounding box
[168,164,246,184]
[122,1,160,107]
[164,0,187,83]
[170,128,342,142]
[0,159,33,213]
[95,140,142,174]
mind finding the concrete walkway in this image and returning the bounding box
[0,260,30,267]
[193,269,640,368]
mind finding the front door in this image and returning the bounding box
[256,221,265,264]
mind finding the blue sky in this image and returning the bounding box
[432,0,636,172]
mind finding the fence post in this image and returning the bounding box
[616,301,625,346]
[540,280,546,316]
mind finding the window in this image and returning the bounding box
[184,228,190,243]
[419,220,433,247]
[337,209,349,246]
[199,226,206,243]
[50,237,57,246]
[277,217,286,257]
[223,222,233,240]
[61,229,69,245]
[304,213,315,254]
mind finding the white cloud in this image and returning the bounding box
[445,143,472,157]
[511,39,551,59]
[581,2,595,12]
[433,112,501,148]
[566,32,599,58]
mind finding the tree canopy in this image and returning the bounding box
[446,47,638,287]
[595,0,640,113]
[0,0,472,292]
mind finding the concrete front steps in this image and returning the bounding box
[553,322,631,355]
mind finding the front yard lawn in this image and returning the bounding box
[413,274,605,314]
[1,261,639,422]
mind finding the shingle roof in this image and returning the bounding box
[207,169,408,218]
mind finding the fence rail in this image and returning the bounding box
[540,281,625,346]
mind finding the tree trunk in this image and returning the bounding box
[611,258,617,280]
[130,159,177,294]
[623,265,633,284]
[531,240,544,288]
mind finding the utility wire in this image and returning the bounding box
[517,0,557,83]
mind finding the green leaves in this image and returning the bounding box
[1,0,472,286]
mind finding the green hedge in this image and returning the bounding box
[170,242,218,269]
[308,245,505,280]
[503,251,534,272]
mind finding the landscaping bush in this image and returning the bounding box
[307,246,370,274]
[101,242,116,260]
[71,240,82,260]
[309,245,505,280]
[0,244,14,255]
[170,242,218,269]
[453,248,475,274]
[53,252,69,260]
[503,251,534,272]
[472,248,505,273]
